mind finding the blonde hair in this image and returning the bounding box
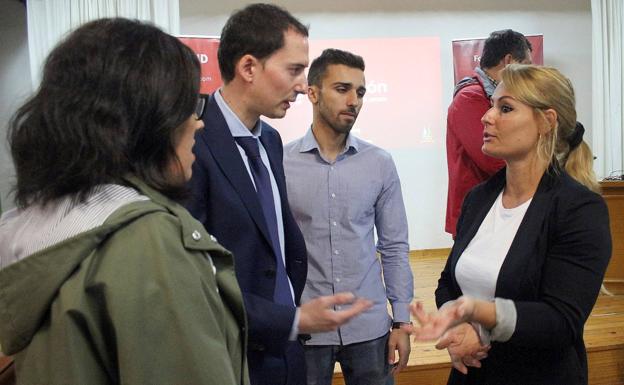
[501,64,600,193]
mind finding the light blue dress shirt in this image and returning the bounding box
[284,128,413,345]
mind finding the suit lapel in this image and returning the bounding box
[199,96,273,247]
[449,171,505,285]
[495,170,556,298]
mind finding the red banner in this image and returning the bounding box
[452,35,543,83]
[178,36,223,95]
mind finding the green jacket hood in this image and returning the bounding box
[0,198,165,354]
[0,177,226,355]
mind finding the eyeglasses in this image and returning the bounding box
[194,95,207,121]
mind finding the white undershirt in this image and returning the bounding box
[456,191,532,301]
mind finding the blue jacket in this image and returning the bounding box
[187,95,308,385]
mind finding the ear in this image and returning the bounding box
[503,53,513,66]
[307,85,320,104]
[541,109,558,134]
[235,54,258,83]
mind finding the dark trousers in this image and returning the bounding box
[249,341,306,385]
[304,333,392,385]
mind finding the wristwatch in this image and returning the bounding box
[391,321,412,329]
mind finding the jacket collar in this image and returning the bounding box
[213,88,262,138]
[450,166,561,297]
[122,176,228,252]
[196,95,276,249]
[456,165,560,243]
[474,67,497,98]
[0,177,228,355]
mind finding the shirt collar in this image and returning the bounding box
[299,126,360,154]
[345,131,359,152]
[474,67,497,98]
[214,88,262,138]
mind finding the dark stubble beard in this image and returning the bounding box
[318,98,357,136]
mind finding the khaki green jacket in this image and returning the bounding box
[0,178,249,385]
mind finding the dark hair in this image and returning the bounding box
[8,18,200,207]
[307,49,365,87]
[480,29,532,69]
[218,3,308,83]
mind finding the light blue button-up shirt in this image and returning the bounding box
[284,128,413,345]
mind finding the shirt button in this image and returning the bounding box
[332,221,337,226]
[210,235,217,242]
[330,166,335,170]
[331,193,336,198]
[334,250,339,255]
[192,230,201,241]
[335,277,341,283]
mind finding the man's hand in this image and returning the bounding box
[435,323,489,375]
[298,292,372,334]
[387,326,410,375]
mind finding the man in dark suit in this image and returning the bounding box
[186,4,371,385]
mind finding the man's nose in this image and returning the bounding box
[346,91,359,107]
[294,74,307,94]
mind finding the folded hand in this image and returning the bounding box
[436,322,490,374]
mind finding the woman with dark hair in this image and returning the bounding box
[0,18,248,385]
[410,65,611,385]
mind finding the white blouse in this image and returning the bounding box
[454,190,532,342]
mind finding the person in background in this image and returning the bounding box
[284,49,413,385]
[0,18,248,385]
[446,29,532,237]
[185,4,370,385]
[411,64,611,385]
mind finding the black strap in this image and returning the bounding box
[453,76,480,97]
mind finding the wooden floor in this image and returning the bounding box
[332,249,624,385]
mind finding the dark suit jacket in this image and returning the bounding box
[187,95,308,385]
[436,167,611,385]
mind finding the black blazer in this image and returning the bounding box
[186,95,308,385]
[436,167,611,385]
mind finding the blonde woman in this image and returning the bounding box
[411,64,611,385]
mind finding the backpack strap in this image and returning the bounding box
[453,76,480,97]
